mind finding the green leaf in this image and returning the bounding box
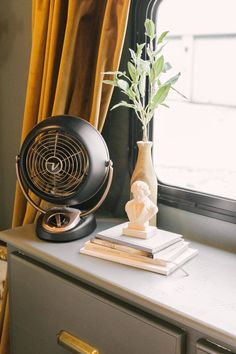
[162,62,172,73]
[164,72,181,86]
[102,80,117,86]
[126,87,136,99]
[153,55,164,77]
[139,59,150,73]
[129,48,137,64]
[136,43,145,58]
[132,83,141,97]
[128,61,137,81]
[117,79,129,92]
[110,101,135,111]
[149,56,164,83]
[150,68,155,83]
[146,47,153,60]
[139,73,146,97]
[158,31,169,44]
[144,19,155,39]
[151,83,171,108]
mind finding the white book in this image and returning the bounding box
[95,222,182,253]
[80,245,198,276]
[154,241,189,261]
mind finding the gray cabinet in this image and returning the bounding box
[9,252,185,354]
[2,222,236,354]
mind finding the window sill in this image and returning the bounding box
[158,204,236,253]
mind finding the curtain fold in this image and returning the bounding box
[0,1,130,352]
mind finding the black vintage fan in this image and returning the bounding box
[16,115,113,242]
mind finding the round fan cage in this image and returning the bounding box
[26,129,89,199]
[16,115,113,242]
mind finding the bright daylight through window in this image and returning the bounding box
[153,0,236,200]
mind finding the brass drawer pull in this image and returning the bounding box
[57,330,100,354]
[0,246,7,261]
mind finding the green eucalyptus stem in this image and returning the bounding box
[102,19,183,141]
[142,124,148,142]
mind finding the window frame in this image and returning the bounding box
[130,0,236,225]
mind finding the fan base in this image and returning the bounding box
[36,213,96,242]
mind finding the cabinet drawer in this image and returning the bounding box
[9,253,185,354]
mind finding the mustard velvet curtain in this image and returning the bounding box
[0,0,130,352]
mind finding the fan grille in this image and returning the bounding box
[25,130,89,198]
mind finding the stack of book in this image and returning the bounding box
[80,223,198,276]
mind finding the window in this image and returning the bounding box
[153,0,236,202]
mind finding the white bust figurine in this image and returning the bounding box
[123,180,158,239]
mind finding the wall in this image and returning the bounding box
[0,0,31,230]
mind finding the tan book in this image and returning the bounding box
[91,238,189,262]
[91,238,148,256]
[84,241,168,266]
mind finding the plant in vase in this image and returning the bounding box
[103,19,183,224]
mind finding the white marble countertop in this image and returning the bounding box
[1,218,236,348]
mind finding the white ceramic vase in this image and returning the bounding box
[130,141,158,226]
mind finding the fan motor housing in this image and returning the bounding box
[19,115,110,206]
